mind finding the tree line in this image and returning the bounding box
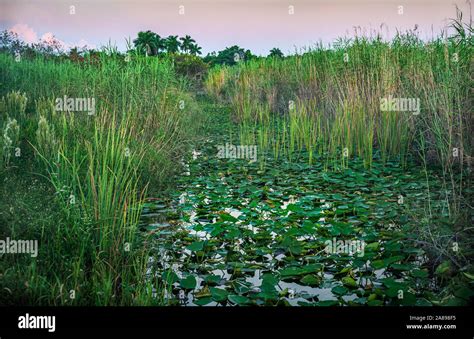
[0,29,286,67]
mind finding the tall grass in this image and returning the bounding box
[0,52,202,305]
[206,24,472,216]
[205,29,471,174]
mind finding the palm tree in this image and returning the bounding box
[180,35,196,54]
[269,48,284,58]
[189,43,202,55]
[164,35,181,54]
[133,30,163,56]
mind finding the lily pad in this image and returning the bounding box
[228,294,251,305]
[342,276,358,288]
[180,275,197,290]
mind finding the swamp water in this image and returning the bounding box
[139,138,445,306]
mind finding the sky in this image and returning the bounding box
[0,0,471,56]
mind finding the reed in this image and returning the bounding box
[0,51,202,305]
[206,29,471,176]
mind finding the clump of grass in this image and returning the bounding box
[204,65,229,100]
[1,117,20,167]
[1,91,27,122]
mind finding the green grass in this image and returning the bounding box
[0,52,203,305]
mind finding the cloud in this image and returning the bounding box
[40,33,95,50]
[40,32,59,43]
[8,23,95,51]
[8,23,38,44]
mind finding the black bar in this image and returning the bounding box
[0,306,472,337]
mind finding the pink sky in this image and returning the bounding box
[0,0,471,55]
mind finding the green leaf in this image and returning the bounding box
[390,263,412,271]
[365,242,380,252]
[204,274,221,285]
[342,276,357,288]
[162,270,179,284]
[462,272,474,280]
[411,269,429,278]
[385,287,402,298]
[443,296,468,306]
[261,273,278,293]
[279,264,323,279]
[228,294,251,305]
[210,287,229,302]
[371,260,387,269]
[331,285,348,296]
[220,212,238,222]
[180,275,197,290]
[300,274,320,286]
[415,298,433,306]
[453,287,474,301]
[194,297,212,306]
[280,267,305,278]
[399,292,416,306]
[463,272,474,280]
[194,286,211,298]
[303,263,324,273]
[186,241,204,252]
[435,261,451,276]
[315,300,339,306]
[287,204,304,213]
[384,255,405,265]
[381,277,406,290]
[367,299,384,306]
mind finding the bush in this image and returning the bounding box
[172,53,208,82]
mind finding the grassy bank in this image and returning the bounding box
[0,52,203,305]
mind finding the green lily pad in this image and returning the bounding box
[300,274,320,286]
[186,241,204,252]
[367,299,384,306]
[220,213,239,222]
[210,287,229,302]
[331,285,348,296]
[342,276,358,288]
[180,275,197,290]
[228,294,251,305]
[315,300,339,306]
[194,297,213,306]
[411,269,429,278]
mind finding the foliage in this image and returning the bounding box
[172,54,209,82]
[203,45,256,66]
[269,48,284,58]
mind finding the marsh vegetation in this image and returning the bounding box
[0,15,472,306]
